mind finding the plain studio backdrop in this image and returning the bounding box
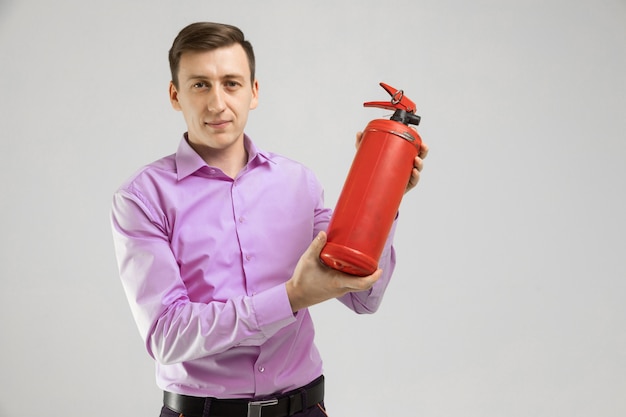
[1,0,625,416]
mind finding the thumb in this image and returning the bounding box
[308,231,327,256]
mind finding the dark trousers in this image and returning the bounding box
[159,401,328,417]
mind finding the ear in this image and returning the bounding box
[250,79,259,110]
[169,81,182,111]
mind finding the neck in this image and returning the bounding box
[188,139,248,179]
[215,151,248,179]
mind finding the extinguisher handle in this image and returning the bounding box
[363,82,417,114]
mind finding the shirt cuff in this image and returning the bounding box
[251,284,297,337]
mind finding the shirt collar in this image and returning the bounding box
[175,133,275,180]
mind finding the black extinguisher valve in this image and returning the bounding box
[390,109,421,126]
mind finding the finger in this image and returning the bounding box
[302,232,326,259]
[344,268,383,291]
[412,167,420,182]
[367,268,383,284]
[307,231,327,257]
[408,169,419,188]
[414,156,424,172]
[418,142,429,159]
[404,165,420,192]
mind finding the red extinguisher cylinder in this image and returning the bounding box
[320,118,422,276]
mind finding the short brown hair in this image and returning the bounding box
[168,22,256,88]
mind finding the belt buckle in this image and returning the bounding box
[247,398,278,417]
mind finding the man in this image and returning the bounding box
[111,22,428,417]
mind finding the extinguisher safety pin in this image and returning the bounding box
[390,89,404,106]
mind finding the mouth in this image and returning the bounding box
[205,120,231,129]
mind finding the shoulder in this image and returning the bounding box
[264,151,316,175]
[257,151,324,199]
[116,154,177,196]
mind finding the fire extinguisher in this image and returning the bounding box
[319,82,423,276]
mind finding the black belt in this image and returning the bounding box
[163,375,324,417]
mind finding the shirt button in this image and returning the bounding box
[258,366,265,373]
[245,254,252,261]
[238,216,244,223]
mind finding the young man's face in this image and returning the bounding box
[169,44,258,158]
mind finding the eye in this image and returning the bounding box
[225,80,242,89]
[192,81,209,89]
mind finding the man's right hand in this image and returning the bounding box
[285,231,382,312]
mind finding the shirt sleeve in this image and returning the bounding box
[335,218,398,314]
[111,188,296,365]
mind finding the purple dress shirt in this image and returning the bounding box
[111,134,397,398]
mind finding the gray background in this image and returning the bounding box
[1,0,625,416]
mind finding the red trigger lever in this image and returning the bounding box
[363,82,417,114]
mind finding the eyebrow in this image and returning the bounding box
[185,74,246,82]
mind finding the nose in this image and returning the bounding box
[207,86,226,113]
